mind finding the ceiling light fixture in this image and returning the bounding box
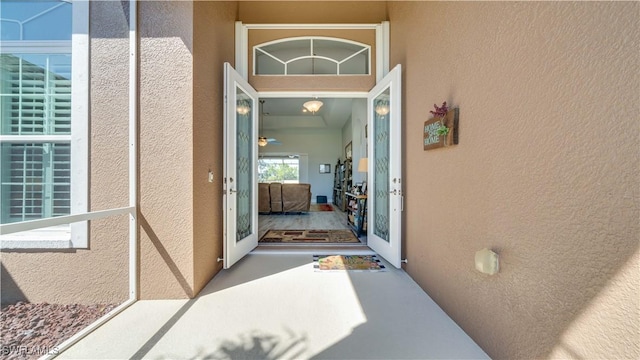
[237,100,250,115]
[375,100,390,116]
[303,99,323,114]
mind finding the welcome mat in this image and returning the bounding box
[259,229,360,243]
[310,204,334,212]
[313,255,387,272]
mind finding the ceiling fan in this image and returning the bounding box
[258,100,281,146]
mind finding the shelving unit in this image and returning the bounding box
[346,192,367,237]
[332,159,352,211]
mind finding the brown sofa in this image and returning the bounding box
[259,183,311,213]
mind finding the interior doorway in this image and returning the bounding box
[255,96,369,247]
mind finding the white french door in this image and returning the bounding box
[367,65,403,268]
[223,63,259,268]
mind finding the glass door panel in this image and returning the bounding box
[223,63,259,269]
[367,65,402,268]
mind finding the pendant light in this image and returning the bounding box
[303,99,323,114]
[258,100,267,146]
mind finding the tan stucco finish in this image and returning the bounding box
[389,1,639,359]
[192,1,237,296]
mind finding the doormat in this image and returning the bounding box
[313,255,387,272]
[259,229,360,243]
[310,204,334,212]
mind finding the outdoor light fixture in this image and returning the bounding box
[303,99,323,114]
[375,100,389,116]
[258,136,268,147]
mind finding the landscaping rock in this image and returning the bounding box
[1,302,116,360]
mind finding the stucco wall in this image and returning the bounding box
[192,1,237,296]
[389,2,639,359]
[1,1,131,305]
[138,0,196,299]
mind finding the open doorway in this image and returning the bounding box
[256,97,369,247]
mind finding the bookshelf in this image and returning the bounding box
[346,192,367,237]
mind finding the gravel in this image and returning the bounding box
[1,302,117,360]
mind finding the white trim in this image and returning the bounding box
[0,207,134,236]
[382,21,390,76]
[0,41,70,53]
[129,0,139,300]
[70,0,90,248]
[245,23,379,30]
[375,24,383,82]
[235,21,248,78]
[0,135,71,143]
[258,91,368,98]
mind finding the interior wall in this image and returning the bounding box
[389,2,639,359]
[1,1,131,305]
[351,99,367,184]
[192,1,238,298]
[259,129,342,203]
[138,0,195,299]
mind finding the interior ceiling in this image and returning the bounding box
[260,98,352,130]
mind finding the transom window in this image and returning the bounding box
[254,37,370,76]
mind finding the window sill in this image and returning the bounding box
[0,226,72,250]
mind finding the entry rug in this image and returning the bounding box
[313,255,387,272]
[310,204,334,212]
[260,229,360,243]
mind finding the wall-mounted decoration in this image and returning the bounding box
[424,102,459,151]
[320,164,331,173]
[345,141,352,159]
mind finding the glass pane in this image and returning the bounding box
[1,54,72,135]
[340,50,369,75]
[288,58,337,75]
[255,50,285,75]
[236,88,253,242]
[260,39,310,62]
[0,1,72,41]
[373,89,390,242]
[314,39,365,62]
[1,142,71,224]
[258,157,300,183]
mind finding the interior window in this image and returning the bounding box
[258,156,300,183]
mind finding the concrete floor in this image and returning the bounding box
[59,254,489,359]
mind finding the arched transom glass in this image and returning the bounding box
[254,37,370,76]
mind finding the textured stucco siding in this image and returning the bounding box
[389,1,639,359]
[138,0,196,299]
[1,1,131,305]
[192,1,237,296]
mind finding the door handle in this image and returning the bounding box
[229,189,237,194]
[389,189,397,195]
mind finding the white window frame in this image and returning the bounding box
[236,22,390,81]
[253,36,371,76]
[0,0,89,249]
